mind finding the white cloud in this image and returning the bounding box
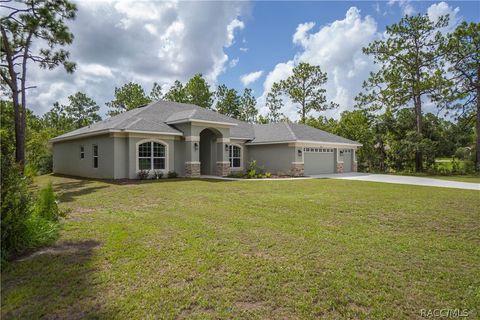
[292,22,315,46]
[240,70,264,86]
[229,58,239,68]
[259,7,379,120]
[427,2,460,32]
[388,0,415,16]
[79,64,114,78]
[26,1,248,115]
[226,18,245,47]
[239,47,249,52]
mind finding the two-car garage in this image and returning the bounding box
[303,147,354,175]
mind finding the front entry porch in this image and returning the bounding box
[183,126,231,177]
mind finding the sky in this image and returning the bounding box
[22,0,480,121]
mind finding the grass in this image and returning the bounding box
[2,175,479,319]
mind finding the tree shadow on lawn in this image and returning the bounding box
[51,179,109,204]
[1,240,116,319]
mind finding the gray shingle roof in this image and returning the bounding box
[52,100,255,141]
[52,100,358,146]
[250,122,360,145]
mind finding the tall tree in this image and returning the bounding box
[106,82,151,116]
[184,74,213,109]
[214,84,241,118]
[278,62,337,123]
[443,22,480,170]
[0,0,77,169]
[150,82,163,101]
[43,102,74,134]
[62,92,101,128]
[265,83,284,123]
[356,14,449,172]
[239,88,258,123]
[164,80,188,103]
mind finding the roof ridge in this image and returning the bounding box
[123,117,142,129]
[284,122,297,140]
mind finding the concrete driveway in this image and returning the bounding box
[310,173,480,191]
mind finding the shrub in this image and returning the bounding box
[228,171,245,178]
[464,160,475,174]
[246,160,265,178]
[35,182,60,221]
[153,170,164,179]
[1,157,33,260]
[167,171,178,178]
[24,214,59,250]
[138,169,150,180]
[264,172,272,178]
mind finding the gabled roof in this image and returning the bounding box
[249,122,361,146]
[51,100,359,146]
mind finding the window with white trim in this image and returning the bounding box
[138,141,166,170]
[80,146,84,159]
[93,145,98,168]
[229,145,241,168]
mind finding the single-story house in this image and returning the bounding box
[51,100,361,179]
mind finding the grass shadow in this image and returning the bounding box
[51,173,235,187]
[49,178,109,203]
[1,240,111,319]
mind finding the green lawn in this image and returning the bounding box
[2,175,479,319]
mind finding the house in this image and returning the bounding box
[51,100,361,179]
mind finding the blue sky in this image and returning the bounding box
[26,1,480,120]
[220,1,479,115]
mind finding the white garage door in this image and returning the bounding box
[304,147,335,175]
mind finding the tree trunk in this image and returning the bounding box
[476,66,480,171]
[13,92,25,168]
[414,95,423,172]
[17,32,33,172]
[0,25,25,170]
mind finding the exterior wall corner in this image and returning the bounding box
[185,161,200,177]
[291,162,304,177]
[216,161,230,177]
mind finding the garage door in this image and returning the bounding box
[304,147,335,175]
[342,149,352,172]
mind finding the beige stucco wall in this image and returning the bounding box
[246,144,295,174]
[52,134,115,179]
[125,135,177,179]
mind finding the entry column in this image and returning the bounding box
[185,136,200,177]
[216,138,231,177]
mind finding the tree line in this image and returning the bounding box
[1,0,479,177]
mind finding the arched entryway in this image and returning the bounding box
[199,128,222,175]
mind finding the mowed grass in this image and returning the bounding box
[2,175,479,319]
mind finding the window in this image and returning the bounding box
[304,147,333,153]
[138,141,166,171]
[80,146,84,159]
[229,145,241,168]
[93,145,98,168]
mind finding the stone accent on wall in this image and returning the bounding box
[336,162,344,174]
[352,162,358,172]
[291,162,304,177]
[216,161,230,177]
[185,162,200,177]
